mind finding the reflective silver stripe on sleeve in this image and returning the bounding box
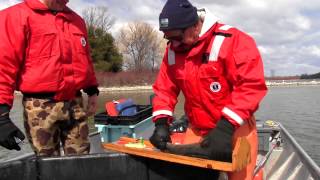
[168,48,175,65]
[222,107,244,125]
[209,25,233,61]
[152,110,173,117]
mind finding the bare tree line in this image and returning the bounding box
[117,22,166,72]
[82,6,166,72]
[82,6,115,33]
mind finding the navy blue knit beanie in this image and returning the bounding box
[159,0,198,31]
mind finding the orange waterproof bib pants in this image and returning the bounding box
[228,117,258,180]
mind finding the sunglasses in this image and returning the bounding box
[163,29,186,41]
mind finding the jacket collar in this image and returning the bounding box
[198,8,220,37]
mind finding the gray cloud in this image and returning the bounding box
[1,0,319,76]
[0,0,21,9]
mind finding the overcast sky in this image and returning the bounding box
[1,0,320,76]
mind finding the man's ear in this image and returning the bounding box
[194,20,203,34]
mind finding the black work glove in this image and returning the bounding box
[0,104,25,151]
[149,117,172,150]
[165,117,234,162]
[200,118,235,162]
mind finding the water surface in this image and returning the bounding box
[1,87,319,166]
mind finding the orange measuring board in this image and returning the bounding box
[103,136,251,172]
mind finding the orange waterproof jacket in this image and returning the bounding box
[0,0,97,106]
[152,12,267,135]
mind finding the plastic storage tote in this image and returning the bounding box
[95,116,154,142]
[94,105,152,125]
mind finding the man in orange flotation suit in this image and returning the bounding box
[149,0,268,179]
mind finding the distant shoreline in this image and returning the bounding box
[13,80,320,94]
[99,80,320,92]
[266,80,320,87]
[99,85,153,92]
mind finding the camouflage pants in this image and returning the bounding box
[22,96,90,156]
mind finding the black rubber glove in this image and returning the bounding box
[149,117,172,150]
[165,117,234,162]
[200,118,235,162]
[0,104,25,151]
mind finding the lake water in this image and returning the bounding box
[0,86,319,167]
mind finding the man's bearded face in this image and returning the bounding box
[43,0,69,11]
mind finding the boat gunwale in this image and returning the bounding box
[279,124,320,178]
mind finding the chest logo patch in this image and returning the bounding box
[210,82,221,93]
[80,37,87,47]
